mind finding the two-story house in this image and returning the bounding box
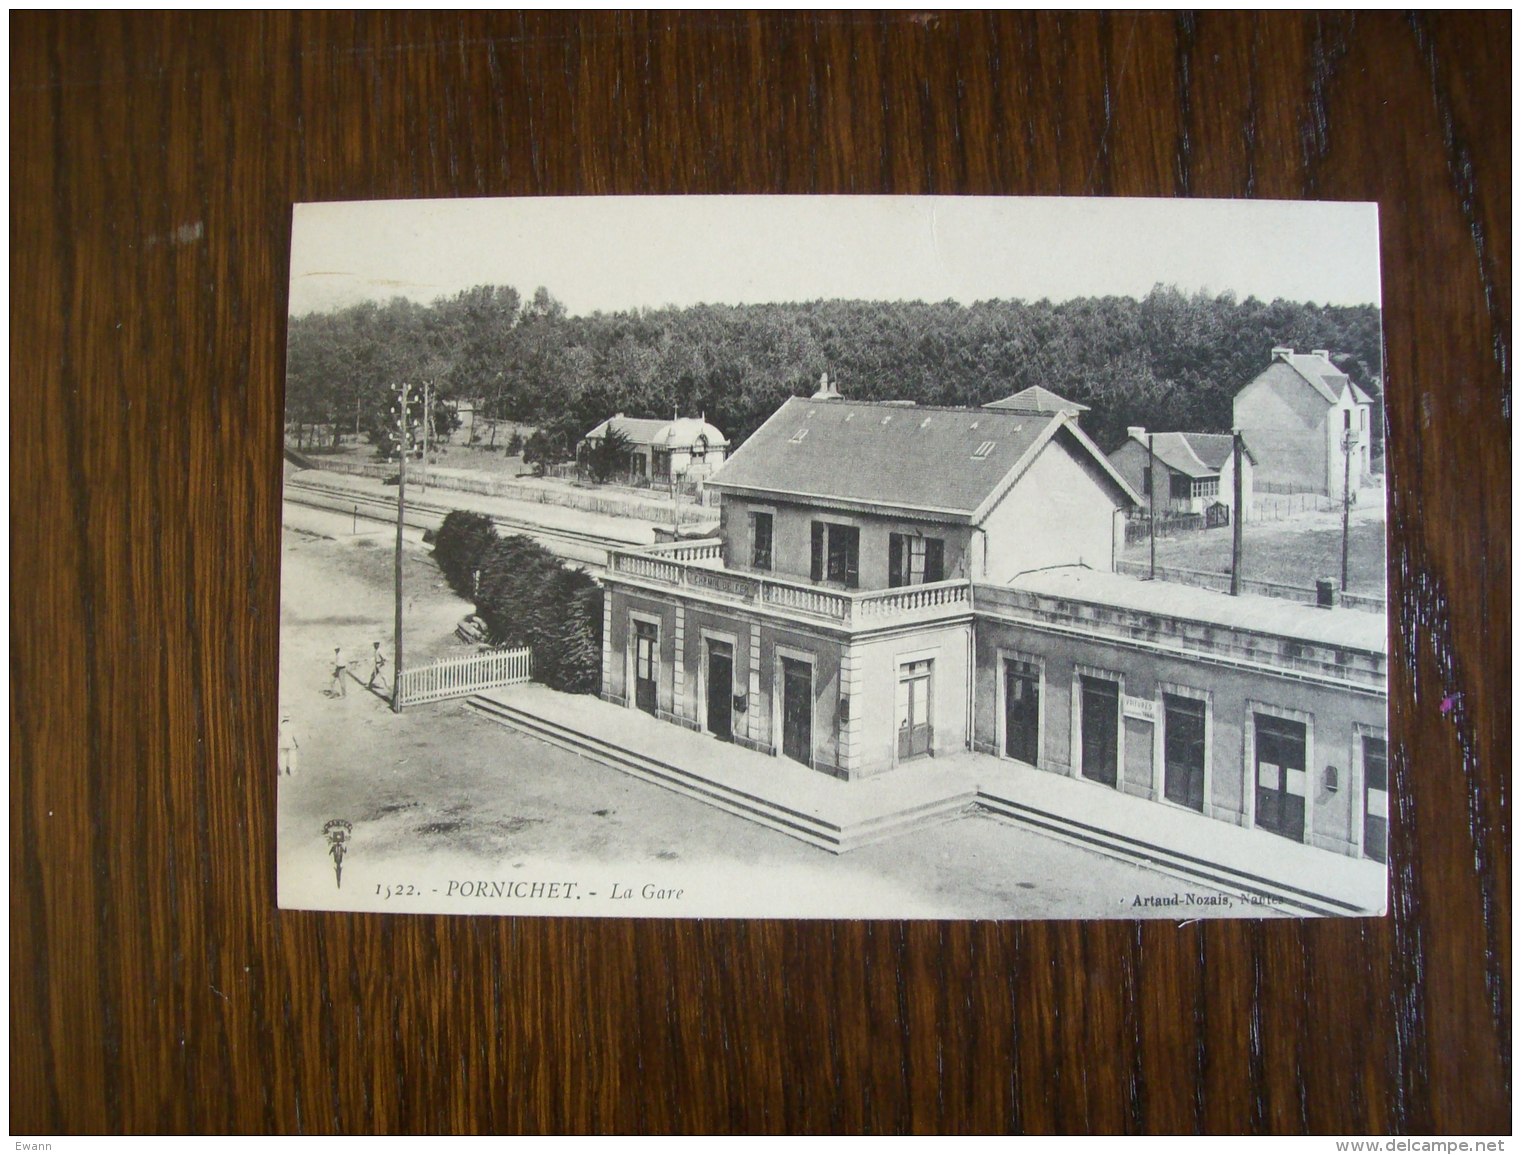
[598,395,1141,779]
[1233,347,1373,499]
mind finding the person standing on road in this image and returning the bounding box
[277,715,300,775]
[367,641,388,691]
[330,646,348,697]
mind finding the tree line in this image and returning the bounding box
[285,284,1383,456]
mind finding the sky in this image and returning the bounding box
[287,196,1382,318]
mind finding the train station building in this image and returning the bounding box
[598,391,1388,863]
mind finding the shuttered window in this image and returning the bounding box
[750,511,773,571]
[811,522,859,588]
[889,534,946,587]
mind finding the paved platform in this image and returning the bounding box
[469,684,978,852]
[470,683,1387,916]
[967,756,1386,916]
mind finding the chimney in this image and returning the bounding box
[1128,426,1146,441]
[1311,349,1331,360]
[812,371,841,400]
[1271,346,1293,359]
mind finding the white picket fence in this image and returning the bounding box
[396,648,532,706]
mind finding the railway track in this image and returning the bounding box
[282,474,644,571]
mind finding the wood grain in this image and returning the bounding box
[10,12,1509,1134]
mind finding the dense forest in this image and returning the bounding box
[284,284,1383,457]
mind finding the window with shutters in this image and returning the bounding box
[888,533,946,587]
[810,521,859,588]
[750,511,773,571]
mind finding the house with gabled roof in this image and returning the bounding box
[1233,347,1373,498]
[711,396,1140,586]
[1108,427,1255,518]
[579,414,729,481]
[981,384,1090,418]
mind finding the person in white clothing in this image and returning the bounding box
[277,715,300,775]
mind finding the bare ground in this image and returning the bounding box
[277,506,1251,920]
[1122,494,1387,595]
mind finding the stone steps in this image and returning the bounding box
[466,694,1374,914]
[464,696,973,854]
[973,790,1366,917]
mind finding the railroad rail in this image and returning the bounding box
[282,473,644,571]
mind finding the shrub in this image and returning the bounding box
[473,533,603,694]
[586,426,634,484]
[522,430,569,475]
[432,510,499,598]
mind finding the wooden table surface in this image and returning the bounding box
[10,12,1510,1135]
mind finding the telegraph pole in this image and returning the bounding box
[1147,433,1157,580]
[1340,428,1357,592]
[1231,430,1245,596]
[420,378,430,494]
[392,382,411,713]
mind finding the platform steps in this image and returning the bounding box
[464,695,974,854]
[974,791,1369,918]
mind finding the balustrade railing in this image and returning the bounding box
[643,537,723,562]
[759,579,851,620]
[609,546,971,627]
[853,580,971,618]
[612,553,684,584]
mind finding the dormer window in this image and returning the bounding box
[972,441,996,460]
[789,428,809,444]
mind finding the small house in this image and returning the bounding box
[580,414,730,481]
[1108,428,1254,519]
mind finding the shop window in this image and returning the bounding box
[1162,693,1207,811]
[1254,712,1308,841]
[1079,674,1120,788]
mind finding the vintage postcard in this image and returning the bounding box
[278,196,1388,919]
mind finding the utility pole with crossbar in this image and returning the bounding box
[392,381,412,713]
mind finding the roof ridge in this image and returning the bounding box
[802,398,1036,415]
[1284,352,1352,405]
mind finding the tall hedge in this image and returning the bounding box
[433,509,499,598]
[472,531,603,695]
